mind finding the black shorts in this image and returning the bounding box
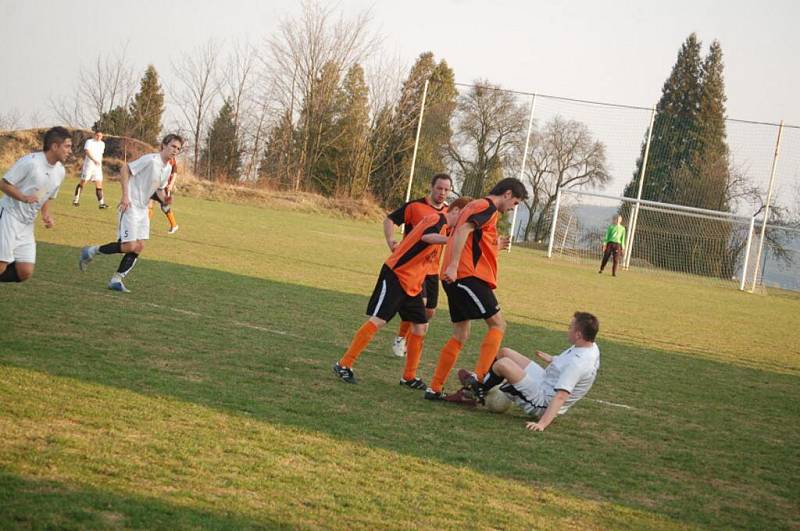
[442,276,500,323]
[366,265,428,324]
[422,274,440,309]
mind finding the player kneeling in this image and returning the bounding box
[460,312,600,432]
[333,197,472,388]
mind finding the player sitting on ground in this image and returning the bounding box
[460,311,600,432]
[333,197,472,388]
[0,126,71,283]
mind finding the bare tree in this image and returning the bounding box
[0,108,22,131]
[265,0,380,191]
[172,40,222,173]
[447,81,528,198]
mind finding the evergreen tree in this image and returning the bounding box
[259,110,296,188]
[128,65,164,146]
[200,98,241,181]
[93,106,132,137]
[298,61,341,194]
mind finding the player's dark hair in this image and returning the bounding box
[161,133,184,148]
[42,126,71,151]
[449,196,473,210]
[488,177,528,200]
[573,311,599,342]
[431,173,453,187]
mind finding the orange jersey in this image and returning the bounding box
[387,197,448,275]
[385,213,448,296]
[440,198,500,288]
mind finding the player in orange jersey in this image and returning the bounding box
[424,177,528,403]
[383,173,452,357]
[333,197,472,387]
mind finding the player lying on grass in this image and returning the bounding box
[333,196,472,388]
[383,173,452,357]
[460,311,600,432]
[79,134,184,293]
[0,126,71,283]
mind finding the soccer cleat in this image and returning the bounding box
[443,387,478,407]
[107,279,131,293]
[332,363,357,384]
[424,388,446,401]
[78,246,94,272]
[72,200,79,207]
[399,377,427,390]
[391,336,407,357]
[167,225,179,234]
[457,368,487,405]
[99,203,109,209]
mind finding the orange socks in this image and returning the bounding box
[402,333,425,381]
[430,338,463,393]
[166,210,177,228]
[474,327,504,380]
[339,320,379,368]
[397,320,411,339]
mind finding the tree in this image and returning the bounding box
[201,98,241,181]
[259,110,296,188]
[521,116,610,242]
[93,105,132,137]
[128,65,164,146]
[447,80,527,198]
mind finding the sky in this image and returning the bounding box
[1,0,798,125]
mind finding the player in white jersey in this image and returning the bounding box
[460,312,600,432]
[0,127,72,283]
[73,130,108,208]
[78,134,184,292]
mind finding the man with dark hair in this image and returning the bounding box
[599,215,626,276]
[73,130,108,208]
[425,177,529,402]
[333,197,472,387]
[460,311,600,432]
[79,134,184,292]
[383,173,452,357]
[0,126,71,283]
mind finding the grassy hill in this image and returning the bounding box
[0,178,798,528]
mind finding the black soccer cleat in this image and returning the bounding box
[457,368,487,405]
[332,363,357,384]
[399,377,427,390]
[424,388,446,401]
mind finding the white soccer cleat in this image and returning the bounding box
[107,279,131,293]
[167,225,179,234]
[391,337,407,358]
[79,246,94,272]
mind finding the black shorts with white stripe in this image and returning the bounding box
[442,276,500,323]
[365,265,428,324]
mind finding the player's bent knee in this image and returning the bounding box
[498,347,515,359]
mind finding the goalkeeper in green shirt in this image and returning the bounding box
[599,215,626,276]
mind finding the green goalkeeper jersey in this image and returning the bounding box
[603,224,626,247]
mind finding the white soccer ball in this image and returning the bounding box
[483,385,512,413]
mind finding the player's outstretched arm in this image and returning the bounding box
[525,390,569,432]
[443,222,474,282]
[421,233,447,245]
[383,217,399,251]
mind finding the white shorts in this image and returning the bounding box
[81,165,103,183]
[0,207,36,263]
[505,362,549,416]
[118,205,150,242]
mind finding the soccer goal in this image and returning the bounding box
[544,188,782,291]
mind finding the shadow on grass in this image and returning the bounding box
[1,243,799,528]
[0,470,286,529]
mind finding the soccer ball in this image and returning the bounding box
[483,385,512,413]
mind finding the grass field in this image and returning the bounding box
[1,180,799,529]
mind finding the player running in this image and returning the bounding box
[383,173,452,357]
[72,130,108,208]
[0,127,71,283]
[333,196,472,387]
[78,134,183,292]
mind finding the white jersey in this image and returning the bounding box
[0,152,65,224]
[82,138,105,171]
[542,343,600,415]
[126,153,170,208]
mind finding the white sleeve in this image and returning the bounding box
[554,360,585,394]
[2,156,32,186]
[127,155,152,178]
[84,139,91,152]
[99,141,105,155]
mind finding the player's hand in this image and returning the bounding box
[535,350,548,360]
[118,196,130,212]
[498,236,511,251]
[388,239,398,251]
[443,264,458,283]
[164,194,173,205]
[526,421,546,432]
[22,194,38,204]
[42,214,54,228]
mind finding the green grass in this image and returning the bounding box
[1,180,799,529]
